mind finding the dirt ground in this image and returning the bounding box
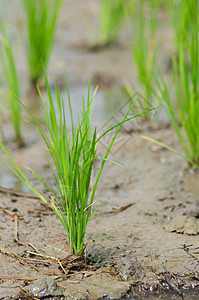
[1,1,199,299]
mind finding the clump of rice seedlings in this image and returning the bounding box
[128,0,160,114]
[146,0,199,166]
[166,0,195,73]
[169,0,193,47]
[97,0,124,47]
[0,22,23,144]
[0,74,153,255]
[22,0,64,85]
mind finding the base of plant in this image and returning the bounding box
[89,40,117,52]
[31,77,45,89]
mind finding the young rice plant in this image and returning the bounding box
[0,22,22,144]
[145,0,199,166]
[0,75,154,255]
[22,0,64,85]
[97,0,124,47]
[169,0,193,48]
[127,0,159,115]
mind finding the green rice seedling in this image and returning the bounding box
[164,1,194,74]
[22,0,64,85]
[146,0,199,166]
[0,101,8,142]
[0,75,154,255]
[97,0,124,47]
[169,0,194,47]
[128,0,160,114]
[0,22,23,144]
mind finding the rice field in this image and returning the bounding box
[0,1,199,299]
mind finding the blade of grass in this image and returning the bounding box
[0,21,22,144]
[128,0,160,114]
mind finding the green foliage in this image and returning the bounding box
[22,0,64,85]
[129,0,159,111]
[154,0,199,165]
[98,0,124,46]
[0,22,22,144]
[0,75,153,254]
[170,0,194,47]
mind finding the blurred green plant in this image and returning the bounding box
[146,0,199,165]
[22,0,64,85]
[97,0,124,47]
[169,0,193,47]
[0,74,154,254]
[0,22,23,144]
[126,0,160,115]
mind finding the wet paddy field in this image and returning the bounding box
[0,1,199,299]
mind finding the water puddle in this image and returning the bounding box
[50,84,132,127]
[140,289,199,299]
[0,174,30,192]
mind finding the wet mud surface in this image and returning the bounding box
[1,130,199,300]
[1,1,199,299]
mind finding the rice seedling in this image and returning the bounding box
[22,0,64,85]
[0,74,154,255]
[128,0,160,114]
[146,0,199,166]
[169,0,193,47]
[0,22,23,144]
[97,0,124,47]
[0,99,8,141]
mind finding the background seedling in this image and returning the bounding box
[126,0,159,116]
[169,0,192,48]
[0,22,23,144]
[22,0,64,85]
[150,0,199,165]
[97,0,124,47]
[0,75,153,255]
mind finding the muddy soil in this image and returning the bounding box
[1,1,199,299]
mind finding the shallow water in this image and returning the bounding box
[142,290,199,299]
[0,174,29,192]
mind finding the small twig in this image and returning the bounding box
[0,208,14,215]
[0,246,60,275]
[13,214,31,248]
[14,214,18,242]
[28,243,40,253]
[27,250,68,274]
[0,186,40,199]
[0,208,23,220]
[19,285,40,300]
[97,202,135,216]
[18,259,59,275]
[0,208,30,247]
[164,276,184,299]
[159,265,184,300]
[180,244,199,261]
[60,254,82,265]
[112,202,135,214]
[0,275,36,281]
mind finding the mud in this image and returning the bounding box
[1,1,199,299]
[1,129,199,299]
